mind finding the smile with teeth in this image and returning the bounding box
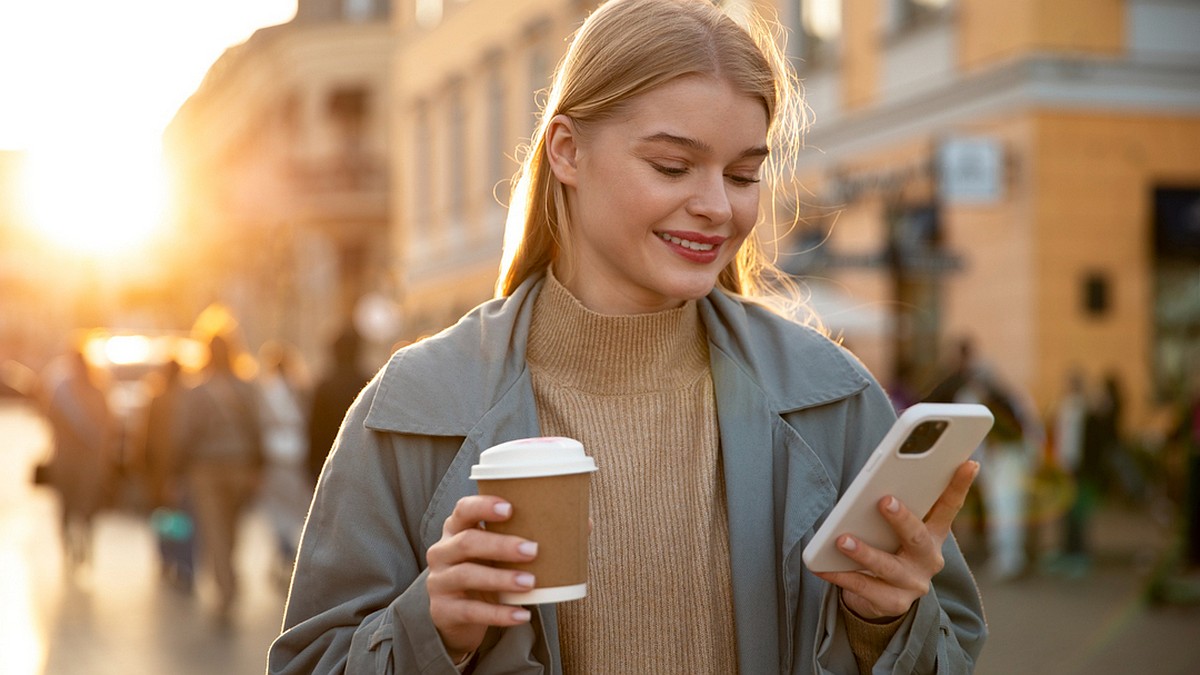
[658,232,715,251]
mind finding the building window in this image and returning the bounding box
[885,0,953,36]
[523,17,554,137]
[328,87,370,183]
[787,0,841,69]
[526,48,549,136]
[413,100,432,232]
[342,0,376,22]
[447,81,467,225]
[1152,186,1200,400]
[329,88,368,132]
[416,0,443,28]
[486,59,508,208]
[280,92,302,142]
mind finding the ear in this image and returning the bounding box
[545,114,580,187]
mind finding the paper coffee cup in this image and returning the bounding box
[470,437,597,605]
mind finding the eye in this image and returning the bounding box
[649,161,687,177]
[726,173,761,186]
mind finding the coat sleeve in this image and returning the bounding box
[265,379,550,674]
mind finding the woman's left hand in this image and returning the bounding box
[813,460,980,621]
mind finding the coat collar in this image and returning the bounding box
[365,274,869,436]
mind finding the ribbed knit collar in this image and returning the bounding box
[527,270,709,395]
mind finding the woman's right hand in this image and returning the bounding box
[426,495,540,663]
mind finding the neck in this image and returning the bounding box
[527,271,708,395]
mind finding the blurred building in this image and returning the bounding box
[389,0,595,336]
[778,0,1200,432]
[391,0,1200,431]
[165,0,395,366]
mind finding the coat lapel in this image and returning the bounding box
[712,348,782,674]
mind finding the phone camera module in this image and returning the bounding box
[899,420,949,456]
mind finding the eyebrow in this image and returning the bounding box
[638,132,769,160]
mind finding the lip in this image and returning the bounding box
[655,229,727,264]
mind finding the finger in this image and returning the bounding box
[825,527,933,594]
[923,461,980,536]
[427,561,537,597]
[427,528,538,568]
[878,496,944,573]
[442,495,514,537]
[431,596,533,630]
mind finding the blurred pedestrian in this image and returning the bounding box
[44,347,119,574]
[973,370,1039,581]
[174,333,264,623]
[257,340,313,590]
[1092,372,1144,501]
[305,326,369,483]
[1051,368,1098,576]
[1171,371,1200,570]
[142,358,196,592]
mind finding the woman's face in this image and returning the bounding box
[548,74,769,314]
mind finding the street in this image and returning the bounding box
[4,398,1198,674]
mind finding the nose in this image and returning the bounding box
[685,172,733,224]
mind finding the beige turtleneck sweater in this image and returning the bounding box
[524,272,901,675]
[527,273,738,674]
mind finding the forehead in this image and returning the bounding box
[601,75,769,152]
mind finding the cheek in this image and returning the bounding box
[731,193,761,232]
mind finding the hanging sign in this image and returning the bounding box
[938,136,1004,205]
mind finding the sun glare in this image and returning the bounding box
[18,141,170,258]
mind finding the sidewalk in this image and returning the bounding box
[3,400,286,675]
[970,503,1200,675]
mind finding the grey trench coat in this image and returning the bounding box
[268,275,987,674]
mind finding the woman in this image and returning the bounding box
[174,333,264,622]
[45,347,118,573]
[269,1,986,672]
[257,340,313,588]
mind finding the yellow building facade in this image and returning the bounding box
[389,0,595,336]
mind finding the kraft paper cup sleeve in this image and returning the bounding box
[471,437,596,604]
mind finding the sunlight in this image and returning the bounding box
[18,140,170,258]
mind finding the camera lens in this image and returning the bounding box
[899,420,949,455]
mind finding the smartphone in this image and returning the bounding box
[802,402,994,573]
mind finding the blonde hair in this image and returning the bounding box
[497,0,808,305]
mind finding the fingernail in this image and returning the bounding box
[518,541,538,557]
[515,573,535,588]
[512,608,531,622]
[887,497,900,513]
[840,536,858,551]
[494,502,512,517]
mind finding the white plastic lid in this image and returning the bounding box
[470,436,597,480]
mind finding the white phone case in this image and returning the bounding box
[802,402,994,573]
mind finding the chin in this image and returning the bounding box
[658,275,722,303]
